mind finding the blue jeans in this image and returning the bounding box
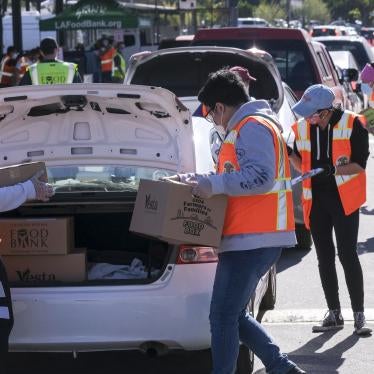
[209,247,296,374]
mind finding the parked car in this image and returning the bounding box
[310,25,346,37]
[313,36,374,70]
[158,35,193,49]
[125,45,312,250]
[237,17,270,28]
[0,83,275,373]
[360,27,374,46]
[191,27,346,103]
[329,50,363,112]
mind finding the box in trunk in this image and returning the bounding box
[0,161,47,187]
[2,250,86,282]
[0,217,74,255]
[130,179,227,247]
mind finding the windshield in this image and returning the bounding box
[48,165,174,193]
[192,39,315,93]
[320,40,374,69]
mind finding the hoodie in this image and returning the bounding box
[187,100,296,253]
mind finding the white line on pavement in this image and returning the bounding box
[261,308,374,323]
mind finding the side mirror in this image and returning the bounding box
[342,68,359,82]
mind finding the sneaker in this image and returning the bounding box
[312,310,344,332]
[354,312,372,336]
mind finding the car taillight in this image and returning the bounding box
[177,245,218,264]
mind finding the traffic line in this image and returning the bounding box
[261,308,374,324]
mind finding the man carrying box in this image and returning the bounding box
[164,69,304,373]
[0,170,53,373]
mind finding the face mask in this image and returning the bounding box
[11,53,18,59]
[102,40,109,47]
[213,108,225,134]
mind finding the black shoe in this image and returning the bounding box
[287,366,307,373]
[354,312,372,336]
[312,309,344,332]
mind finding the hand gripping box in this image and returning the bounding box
[130,179,227,247]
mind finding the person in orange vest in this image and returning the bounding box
[0,46,17,88]
[99,37,116,83]
[288,84,371,336]
[164,69,305,374]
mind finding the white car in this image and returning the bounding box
[0,84,273,373]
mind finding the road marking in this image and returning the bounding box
[262,308,374,324]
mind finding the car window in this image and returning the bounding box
[315,51,329,77]
[48,165,174,193]
[312,28,337,37]
[130,52,280,101]
[192,39,315,93]
[320,40,373,69]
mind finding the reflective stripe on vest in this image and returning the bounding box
[28,61,76,85]
[217,115,295,235]
[292,111,366,229]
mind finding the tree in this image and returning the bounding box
[324,0,371,25]
[293,0,331,24]
[253,0,286,22]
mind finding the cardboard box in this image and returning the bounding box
[0,217,74,255]
[0,161,47,187]
[2,250,86,282]
[130,179,227,247]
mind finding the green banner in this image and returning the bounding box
[39,0,138,31]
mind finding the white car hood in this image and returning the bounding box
[0,84,195,173]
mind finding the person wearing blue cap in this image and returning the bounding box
[288,84,371,336]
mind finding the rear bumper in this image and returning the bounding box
[9,263,216,352]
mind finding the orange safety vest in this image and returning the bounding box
[0,56,14,85]
[217,115,295,236]
[292,111,366,229]
[100,47,116,72]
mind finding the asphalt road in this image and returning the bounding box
[7,140,374,374]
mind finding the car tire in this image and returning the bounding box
[235,344,254,374]
[259,265,276,311]
[295,223,312,250]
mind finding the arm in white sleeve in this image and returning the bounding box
[0,180,36,212]
[208,124,276,196]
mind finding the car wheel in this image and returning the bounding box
[295,223,312,250]
[235,344,254,374]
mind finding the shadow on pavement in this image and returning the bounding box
[360,206,374,215]
[254,330,361,374]
[357,237,374,254]
[276,247,311,274]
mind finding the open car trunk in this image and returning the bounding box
[3,201,174,287]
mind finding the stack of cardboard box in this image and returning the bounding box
[0,217,86,282]
[0,162,86,283]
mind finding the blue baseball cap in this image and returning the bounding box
[292,84,335,118]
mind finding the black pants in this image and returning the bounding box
[310,189,364,312]
[0,259,13,373]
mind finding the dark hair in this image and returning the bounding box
[40,38,58,55]
[7,46,16,54]
[198,69,249,108]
